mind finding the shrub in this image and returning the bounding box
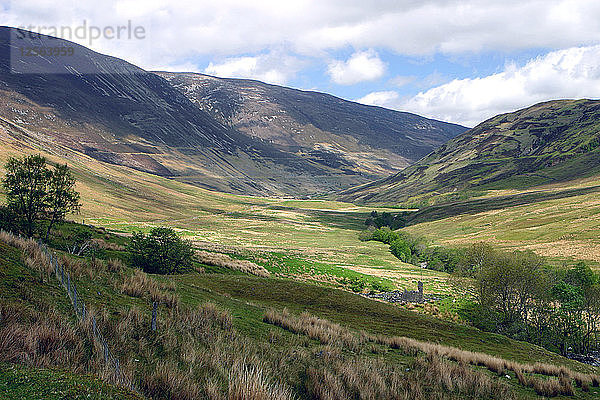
[390,239,411,262]
[128,227,194,274]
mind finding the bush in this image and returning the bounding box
[128,227,194,274]
[390,239,411,262]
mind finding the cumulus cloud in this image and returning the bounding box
[356,91,399,107]
[5,1,600,73]
[327,50,386,85]
[204,52,304,85]
[400,45,600,126]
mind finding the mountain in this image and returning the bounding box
[0,26,465,197]
[154,72,467,178]
[339,99,600,204]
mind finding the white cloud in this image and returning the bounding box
[327,50,386,85]
[204,52,303,85]
[389,75,415,88]
[356,91,399,107]
[401,45,600,126]
[5,1,600,76]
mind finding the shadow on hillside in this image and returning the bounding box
[405,185,600,226]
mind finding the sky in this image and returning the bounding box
[3,0,600,126]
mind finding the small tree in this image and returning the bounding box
[2,155,80,238]
[2,155,51,236]
[128,227,194,274]
[45,163,80,240]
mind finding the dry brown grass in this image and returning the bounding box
[0,230,52,277]
[515,368,575,396]
[108,302,296,400]
[263,308,600,398]
[141,360,201,400]
[306,352,514,400]
[106,257,125,273]
[263,309,365,352]
[197,250,270,277]
[0,303,90,373]
[91,237,125,251]
[228,361,297,400]
[120,269,180,308]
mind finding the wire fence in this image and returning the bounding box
[37,240,137,392]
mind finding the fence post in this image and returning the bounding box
[73,283,78,313]
[151,302,158,331]
[115,359,120,380]
[103,340,109,362]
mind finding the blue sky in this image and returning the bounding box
[3,0,600,126]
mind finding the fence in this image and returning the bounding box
[38,240,137,392]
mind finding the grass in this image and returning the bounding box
[402,176,600,268]
[262,309,600,398]
[2,224,600,399]
[0,143,454,294]
[0,363,143,400]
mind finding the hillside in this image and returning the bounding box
[155,72,466,177]
[339,100,600,204]
[2,225,599,399]
[0,27,465,198]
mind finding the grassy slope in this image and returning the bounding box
[0,137,454,294]
[2,230,600,399]
[339,99,600,205]
[402,175,600,267]
[0,240,143,399]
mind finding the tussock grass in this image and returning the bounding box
[0,303,94,375]
[264,308,600,398]
[196,250,270,277]
[0,230,52,277]
[0,231,297,399]
[263,309,365,352]
[376,334,600,393]
[306,350,514,400]
[107,258,125,273]
[228,361,297,400]
[91,237,125,251]
[120,269,180,308]
[141,360,200,400]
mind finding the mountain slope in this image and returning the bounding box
[2,26,363,196]
[339,99,600,204]
[155,71,467,176]
[0,27,465,197]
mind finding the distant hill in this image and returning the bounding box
[339,99,600,204]
[0,26,465,197]
[155,72,467,179]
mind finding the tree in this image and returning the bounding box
[2,155,80,238]
[128,227,194,274]
[2,155,51,236]
[551,281,585,354]
[390,239,411,262]
[45,163,80,240]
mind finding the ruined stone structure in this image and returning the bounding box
[400,281,424,303]
[368,281,425,303]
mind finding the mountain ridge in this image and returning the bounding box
[154,71,467,177]
[0,26,466,197]
[339,99,600,204]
